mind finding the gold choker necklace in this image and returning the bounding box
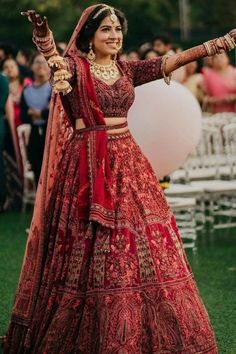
[88,60,119,81]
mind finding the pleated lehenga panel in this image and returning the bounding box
[4,131,218,354]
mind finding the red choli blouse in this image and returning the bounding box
[62,57,164,125]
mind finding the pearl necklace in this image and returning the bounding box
[88,59,119,81]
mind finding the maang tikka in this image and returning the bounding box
[87,42,96,61]
[93,5,118,23]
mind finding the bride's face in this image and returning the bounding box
[92,16,123,58]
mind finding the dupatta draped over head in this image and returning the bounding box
[8,3,117,342]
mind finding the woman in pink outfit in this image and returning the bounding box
[202,52,236,113]
[3,58,32,175]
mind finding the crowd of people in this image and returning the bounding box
[0,33,236,212]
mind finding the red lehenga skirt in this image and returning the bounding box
[4,130,217,354]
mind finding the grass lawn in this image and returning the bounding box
[0,212,235,353]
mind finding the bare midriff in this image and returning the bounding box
[75,117,128,134]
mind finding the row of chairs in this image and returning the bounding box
[172,116,236,182]
[166,113,236,250]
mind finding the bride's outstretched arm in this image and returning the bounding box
[163,30,236,83]
[21,10,72,94]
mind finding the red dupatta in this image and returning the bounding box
[5,4,115,345]
[74,56,115,229]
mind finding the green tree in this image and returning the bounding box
[190,0,236,31]
[0,0,236,50]
[0,0,180,49]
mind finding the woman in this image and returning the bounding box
[3,58,32,173]
[16,48,34,80]
[3,4,236,353]
[201,52,236,113]
[184,61,204,103]
[3,58,32,128]
[20,53,51,185]
[141,48,158,60]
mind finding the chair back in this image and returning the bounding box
[17,124,31,175]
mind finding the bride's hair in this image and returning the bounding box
[76,5,128,54]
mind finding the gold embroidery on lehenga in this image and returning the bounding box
[92,227,108,288]
[106,231,138,288]
[63,219,85,291]
[65,240,85,291]
[158,301,184,350]
[136,233,157,284]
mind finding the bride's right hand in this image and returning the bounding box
[21,10,49,37]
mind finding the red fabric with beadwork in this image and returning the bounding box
[73,57,115,228]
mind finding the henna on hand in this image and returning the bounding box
[165,45,207,75]
[21,10,49,37]
[21,9,72,95]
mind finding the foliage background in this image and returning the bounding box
[1,0,236,51]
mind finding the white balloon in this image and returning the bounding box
[128,80,202,179]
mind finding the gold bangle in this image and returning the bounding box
[33,38,54,48]
[225,33,236,46]
[35,42,55,52]
[32,30,53,43]
[219,37,227,51]
[40,47,57,58]
[211,39,222,55]
[224,34,236,50]
[222,37,231,51]
[161,55,172,85]
[39,45,56,53]
[203,41,212,56]
[231,35,236,46]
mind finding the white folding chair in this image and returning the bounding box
[165,183,205,227]
[223,123,236,179]
[167,197,198,252]
[17,124,36,211]
[172,125,225,183]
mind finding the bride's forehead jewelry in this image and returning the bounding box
[93,5,118,23]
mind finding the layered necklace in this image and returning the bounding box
[88,59,120,81]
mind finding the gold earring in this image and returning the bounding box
[117,41,123,51]
[87,42,96,61]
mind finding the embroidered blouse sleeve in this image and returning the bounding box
[64,56,76,83]
[126,57,164,87]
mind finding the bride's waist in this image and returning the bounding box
[75,117,128,134]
